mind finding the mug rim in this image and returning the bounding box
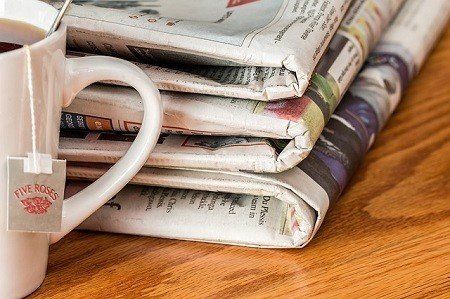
[0,0,65,60]
[0,23,66,60]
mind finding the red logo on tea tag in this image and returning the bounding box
[7,157,66,233]
[13,183,60,214]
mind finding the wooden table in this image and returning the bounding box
[31,28,450,298]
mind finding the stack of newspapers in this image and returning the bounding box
[57,0,449,248]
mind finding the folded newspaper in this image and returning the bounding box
[62,0,404,172]
[62,0,353,101]
[65,0,449,248]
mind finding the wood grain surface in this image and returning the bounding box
[30,27,450,298]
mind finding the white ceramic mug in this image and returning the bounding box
[0,0,163,297]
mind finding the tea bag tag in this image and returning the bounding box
[7,155,66,233]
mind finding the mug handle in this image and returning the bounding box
[49,56,163,244]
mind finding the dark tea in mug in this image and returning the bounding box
[0,19,45,53]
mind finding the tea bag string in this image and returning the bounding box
[24,45,39,173]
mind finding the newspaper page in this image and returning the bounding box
[59,0,352,101]
[65,0,449,248]
[61,0,404,172]
[68,51,302,102]
[60,132,283,173]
